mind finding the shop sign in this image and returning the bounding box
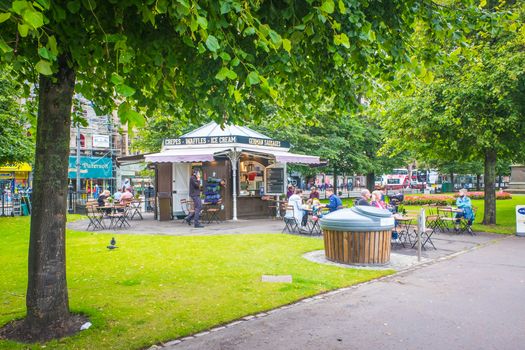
[93,134,110,148]
[164,135,290,148]
[68,156,113,179]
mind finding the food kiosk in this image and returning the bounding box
[143,122,320,221]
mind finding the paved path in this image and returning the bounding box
[167,236,525,350]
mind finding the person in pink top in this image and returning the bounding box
[370,190,386,209]
[119,188,133,205]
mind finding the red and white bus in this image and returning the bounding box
[380,168,410,190]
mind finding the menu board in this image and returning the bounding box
[265,167,285,194]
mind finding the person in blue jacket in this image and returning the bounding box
[455,188,475,232]
[321,186,343,212]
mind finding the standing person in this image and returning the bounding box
[186,170,204,228]
[309,186,320,200]
[320,186,343,213]
[355,189,371,206]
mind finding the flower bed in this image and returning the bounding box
[452,191,512,200]
[403,191,512,205]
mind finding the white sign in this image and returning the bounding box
[516,206,525,236]
[92,135,110,148]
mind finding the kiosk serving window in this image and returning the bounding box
[239,160,265,196]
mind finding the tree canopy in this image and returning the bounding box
[0,67,35,165]
[376,2,525,224]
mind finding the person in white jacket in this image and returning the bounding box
[286,189,307,230]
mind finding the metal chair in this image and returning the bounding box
[128,200,143,220]
[86,205,104,230]
[282,205,299,233]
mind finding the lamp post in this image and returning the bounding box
[68,182,74,214]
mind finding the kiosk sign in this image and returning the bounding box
[164,136,290,148]
[517,206,525,237]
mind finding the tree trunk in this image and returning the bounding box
[26,55,76,338]
[483,149,497,225]
[366,172,375,192]
[476,174,481,191]
[449,172,454,192]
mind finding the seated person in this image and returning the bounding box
[97,190,112,214]
[309,186,320,200]
[455,188,475,231]
[285,189,307,230]
[320,187,342,213]
[354,189,371,206]
[371,190,387,209]
[113,188,123,202]
[119,188,133,205]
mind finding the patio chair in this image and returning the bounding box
[128,199,143,220]
[411,215,437,250]
[457,206,477,235]
[180,199,194,220]
[282,205,299,233]
[436,206,456,232]
[203,200,222,224]
[86,205,104,230]
[110,205,130,229]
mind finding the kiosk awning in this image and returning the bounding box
[239,147,321,164]
[144,148,230,163]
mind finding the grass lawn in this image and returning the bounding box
[0,217,393,350]
[338,194,524,234]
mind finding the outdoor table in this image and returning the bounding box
[303,207,322,235]
[393,215,415,248]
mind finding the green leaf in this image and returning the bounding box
[246,71,260,86]
[23,10,44,29]
[268,30,282,46]
[67,0,81,13]
[338,0,346,13]
[38,47,51,60]
[177,0,190,8]
[233,90,241,103]
[215,67,229,81]
[282,38,291,53]
[334,33,350,48]
[0,13,11,23]
[35,60,53,76]
[196,16,208,30]
[115,84,136,97]
[18,23,29,37]
[219,52,231,62]
[205,35,220,52]
[0,38,13,53]
[320,0,335,14]
[35,0,50,10]
[11,1,28,15]
[47,35,58,56]
[110,73,124,85]
[220,1,232,14]
[243,27,255,36]
[226,69,237,80]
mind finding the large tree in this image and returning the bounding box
[378,2,525,224]
[0,0,486,341]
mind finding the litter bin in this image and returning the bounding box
[441,182,453,193]
[320,206,395,265]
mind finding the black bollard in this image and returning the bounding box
[68,183,74,214]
